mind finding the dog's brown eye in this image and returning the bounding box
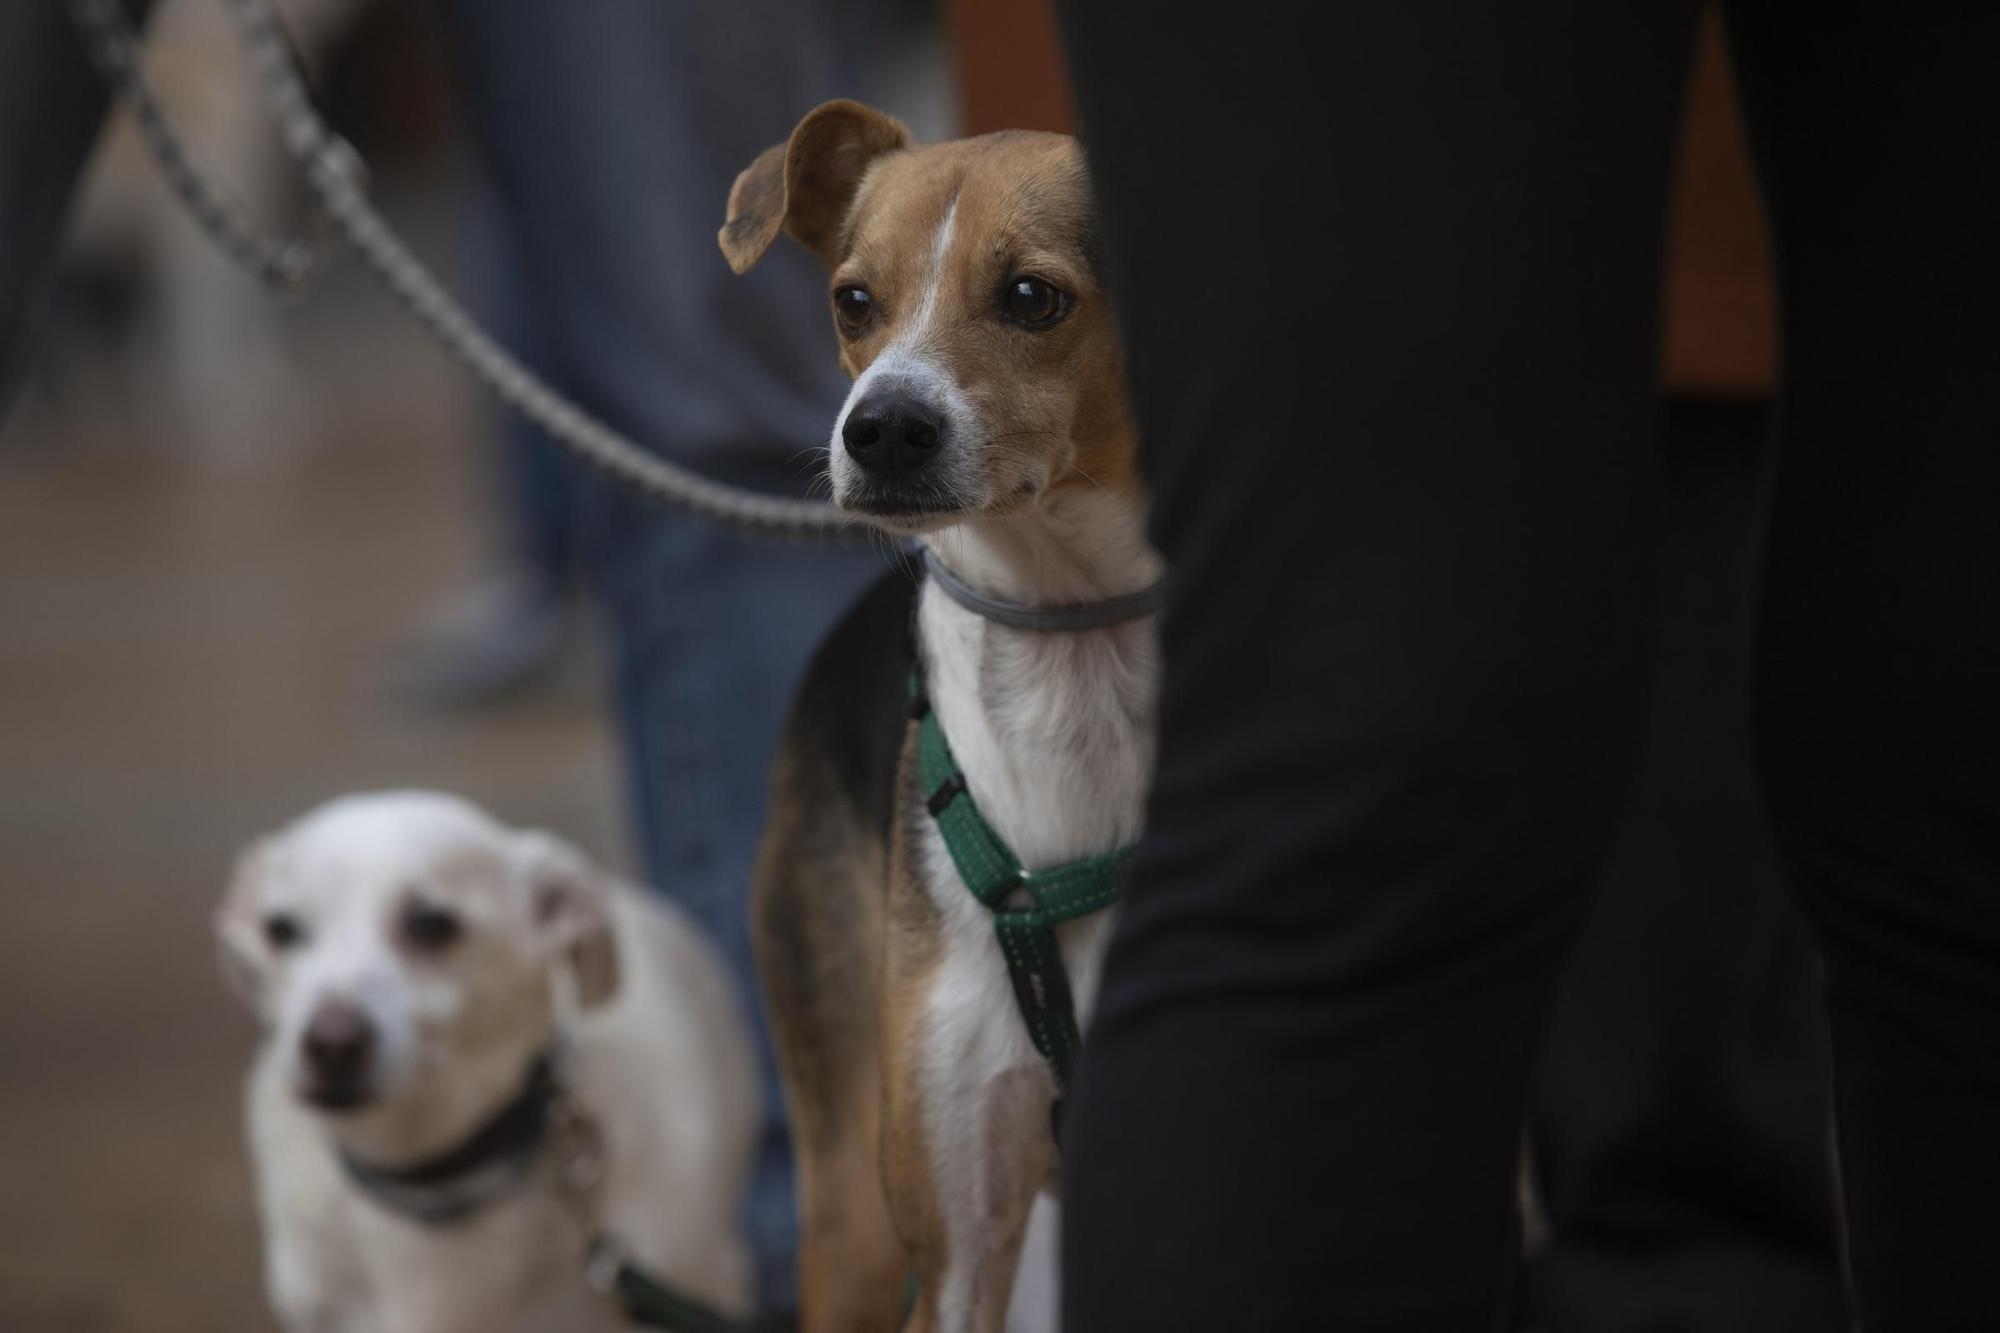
[832,284,873,336]
[264,914,304,951]
[402,904,462,953]
[1002,277,1067,327]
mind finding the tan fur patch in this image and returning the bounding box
[877,727,948,1303]
[752,745,908,1332]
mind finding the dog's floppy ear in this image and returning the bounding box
[215,836,276,1016]
[720,99,911,274]
[515,831,621,1010]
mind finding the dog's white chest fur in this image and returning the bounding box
[918,580,1154,1032]
[915,498,1160,1027]
[911,506,1159,1331]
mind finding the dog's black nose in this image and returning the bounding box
[301,1001,375,1098]
[842,393,943,476]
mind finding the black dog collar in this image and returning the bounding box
[337,1052,558,1226]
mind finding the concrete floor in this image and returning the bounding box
[0,249,625,1330]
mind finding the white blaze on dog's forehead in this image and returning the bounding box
[910,196,958,339]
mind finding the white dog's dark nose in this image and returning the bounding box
[842,392,942,477]
[301,1000,375,1108]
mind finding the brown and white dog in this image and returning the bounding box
[722,103,1161,1332]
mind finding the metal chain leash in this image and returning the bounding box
[69,0,864,544]
[69,0,325,295]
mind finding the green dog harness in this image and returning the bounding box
[910,675,1130,1128]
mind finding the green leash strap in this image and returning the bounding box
[911,676,1129,1098]
[590,1240,749,1333]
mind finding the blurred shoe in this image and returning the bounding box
[385,565,582,710]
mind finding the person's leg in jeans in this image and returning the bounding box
[1731,4,2000,1327]
[389,192,581,707]
[446,1,885,1314]
[1519,400,1847,1333]
[1054,3,1697,1325]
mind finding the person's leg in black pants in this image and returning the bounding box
[1055,4,1697,1326]
[1731,4,2000,1328]
[1518,400,1848,1333]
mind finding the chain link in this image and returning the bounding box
[69,0,863,543]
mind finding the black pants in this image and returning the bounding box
[1055,4,2000,1330]
[1518,402,1845,1333]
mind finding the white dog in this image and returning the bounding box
[217,791,758,1333]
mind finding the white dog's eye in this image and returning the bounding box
[263,913,305,952]
[401,903,463,954]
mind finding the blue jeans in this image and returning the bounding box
[586,490,881,1317]
[449,1,884,1311]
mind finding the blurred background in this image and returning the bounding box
[0,1,1782,1328]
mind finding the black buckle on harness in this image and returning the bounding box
[926,772,966,817]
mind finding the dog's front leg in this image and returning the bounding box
[881,918,1058,1333]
